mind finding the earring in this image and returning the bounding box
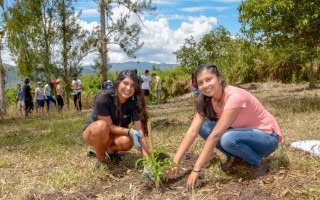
[114,90,118,96]
[132,95,135,101]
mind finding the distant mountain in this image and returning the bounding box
[82,61,177,74]
[3,63,22,89]
[3,61,178,88]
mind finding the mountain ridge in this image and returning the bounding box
[3,61,177,88]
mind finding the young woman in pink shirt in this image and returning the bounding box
[165,64,282,189]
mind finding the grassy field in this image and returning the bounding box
[0,82,320,200]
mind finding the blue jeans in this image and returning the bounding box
[199,119,279,165]
[45,95,56,111]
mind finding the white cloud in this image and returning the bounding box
[180,6,228,12]
[187,0,241,2]
[152,0,178,6]
[1,50,15,66]
[80,9,99,18]
[2,1,224,66]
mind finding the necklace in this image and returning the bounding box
[213,87,224,104]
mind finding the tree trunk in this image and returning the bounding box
[100,0,108,81]
[61,0,70,108]
[0,40,6,119]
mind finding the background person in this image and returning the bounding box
[55,79,64,112]
[71,73,82,114]
[141,70,151,105]
[151,73,161,105]
[102,79,113,90]
[23,78,33,116]
[34,82,45,116]
[16,83,24,116]
[44,80,57,113]
[191,72,200,97]
[165,64,282,189]
[82,70,150,171]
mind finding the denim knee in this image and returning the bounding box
[199,119,217,140]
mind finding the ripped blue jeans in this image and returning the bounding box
[199,119,279,165]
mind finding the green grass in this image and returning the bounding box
[0,82,320,199]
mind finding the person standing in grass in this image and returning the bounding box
[71,73,82,114]
[23,78,33,116]
[141,70,151,105]
[55,79,64,112]
[83,70,151,172]
[165,64,282,189]
[34,82,45,116]
[44,80,57,113]
[16,83,25,116]
[151,73,161,105]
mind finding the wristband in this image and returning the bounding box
[192,169,201,173]
[128,128,131,136]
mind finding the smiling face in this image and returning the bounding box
[197,69,221,98]
[117,77,136,103]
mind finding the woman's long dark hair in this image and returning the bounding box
[94,70,148,136]
[194,64,226,120]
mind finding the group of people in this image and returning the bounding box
[82,64,282,189]
[16,73,83,116]
[140,69,161,105]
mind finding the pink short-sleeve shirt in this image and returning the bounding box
[212,86,282,142]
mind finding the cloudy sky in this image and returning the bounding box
[2,0,242,66]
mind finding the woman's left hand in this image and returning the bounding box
[187,171,199,190]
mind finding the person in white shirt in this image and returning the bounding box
[71,73,82,114]
[141,70,151,105]
[34,82,45,116]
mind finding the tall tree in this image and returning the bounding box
[5,0,56,81]
[94,0,156,80]
[0,0,8,118]
[197,25,231,64]
[55,0,95,107]
[239,0,320,87]
[173,36,203,72]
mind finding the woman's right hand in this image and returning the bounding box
[164,166,178,181]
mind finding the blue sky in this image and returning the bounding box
[2,0,243,65]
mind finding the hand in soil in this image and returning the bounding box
[164,166,178,181]
[187,171,199,190]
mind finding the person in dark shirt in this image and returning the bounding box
[23,78,33,116]
[83,70,150,172]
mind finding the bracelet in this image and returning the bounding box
[128,128,131,136]
[192,169,201,173]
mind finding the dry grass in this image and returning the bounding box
[0,82,320,200]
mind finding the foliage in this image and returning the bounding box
[5,0,95,83]
[6,0,56,80]
[96,0,156,80]
[4,88,16,106]
[55,0,96,89]
[135,146,176,189]
[238,0,320,87]
[173,36,203,71]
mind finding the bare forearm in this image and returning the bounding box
[193,137,218,171]
[109,124,129,135]
[174,132,197,164]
